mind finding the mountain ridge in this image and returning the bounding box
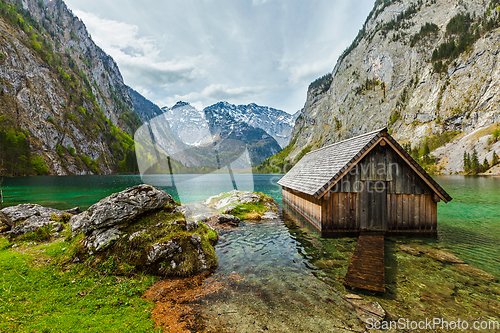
[162,101,298,149]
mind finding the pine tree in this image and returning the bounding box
[463,151,470,173]
[423,143,430,156]
[492,150,499,166]
[471,149,480,174]
[482,158,490,172]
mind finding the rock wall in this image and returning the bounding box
[288,0,500,174]
[0,0,139,175]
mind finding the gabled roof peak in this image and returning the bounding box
[278,128,451,202]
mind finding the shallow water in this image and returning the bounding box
[2,174,500,330]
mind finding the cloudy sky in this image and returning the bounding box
[64,0,374,113]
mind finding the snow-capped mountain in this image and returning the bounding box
[161,101,284,166]
[204,102,298,148]
[161,102,212,146]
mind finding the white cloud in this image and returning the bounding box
[252,0,274,5]
[201,84,264,100]
[74,10,203,86]
[66,0,375,113]
[287,51,344,85]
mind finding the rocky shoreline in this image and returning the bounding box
[0,186,280,278]
[1,186,498,331]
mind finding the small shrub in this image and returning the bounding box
[492,150,499,166]
[30,155,49,175]
[296,145,312,162]
[56,144,64,157]
[493,129,500,143]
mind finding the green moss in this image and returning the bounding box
[227,193,277,221]
[16,224,53,242]
[75,208,219,278]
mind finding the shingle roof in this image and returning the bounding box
[278,128,452,202]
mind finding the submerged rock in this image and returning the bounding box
[314,259,342,269]
[411,245,466,264]
[425,249,466,264]
[344,294,363,300]
[347,298,386,324]
[399,244,422,256]
[452,264,497,283]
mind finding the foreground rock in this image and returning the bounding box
[203,190,279,220]
[70,184,173,235]
[0,204,75,237]
[70,185,218,276]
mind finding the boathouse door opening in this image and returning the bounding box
[360,180,387,231]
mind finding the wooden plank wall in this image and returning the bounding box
[282,188,322,230]
[332,144,433,196]
[321,192,358,231]
[324,144,437,232]
[386,193,437,231]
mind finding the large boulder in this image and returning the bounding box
[70,184,174,235]
[68,185,218,277]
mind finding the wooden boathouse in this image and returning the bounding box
[278,128,452,235]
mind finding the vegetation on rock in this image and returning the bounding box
[0,117,49,176]
[402,131,462,173]
[203,190,279,221]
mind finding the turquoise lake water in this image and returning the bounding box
[1,174,499,276]
[1,174,499,331]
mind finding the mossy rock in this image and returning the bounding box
[203,190,279,221]
[73,208,219,277]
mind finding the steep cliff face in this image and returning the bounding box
[0,0,140,176]
[288,0,500,174]
[128,87,163,123]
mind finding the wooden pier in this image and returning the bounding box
[344,232,385,293]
